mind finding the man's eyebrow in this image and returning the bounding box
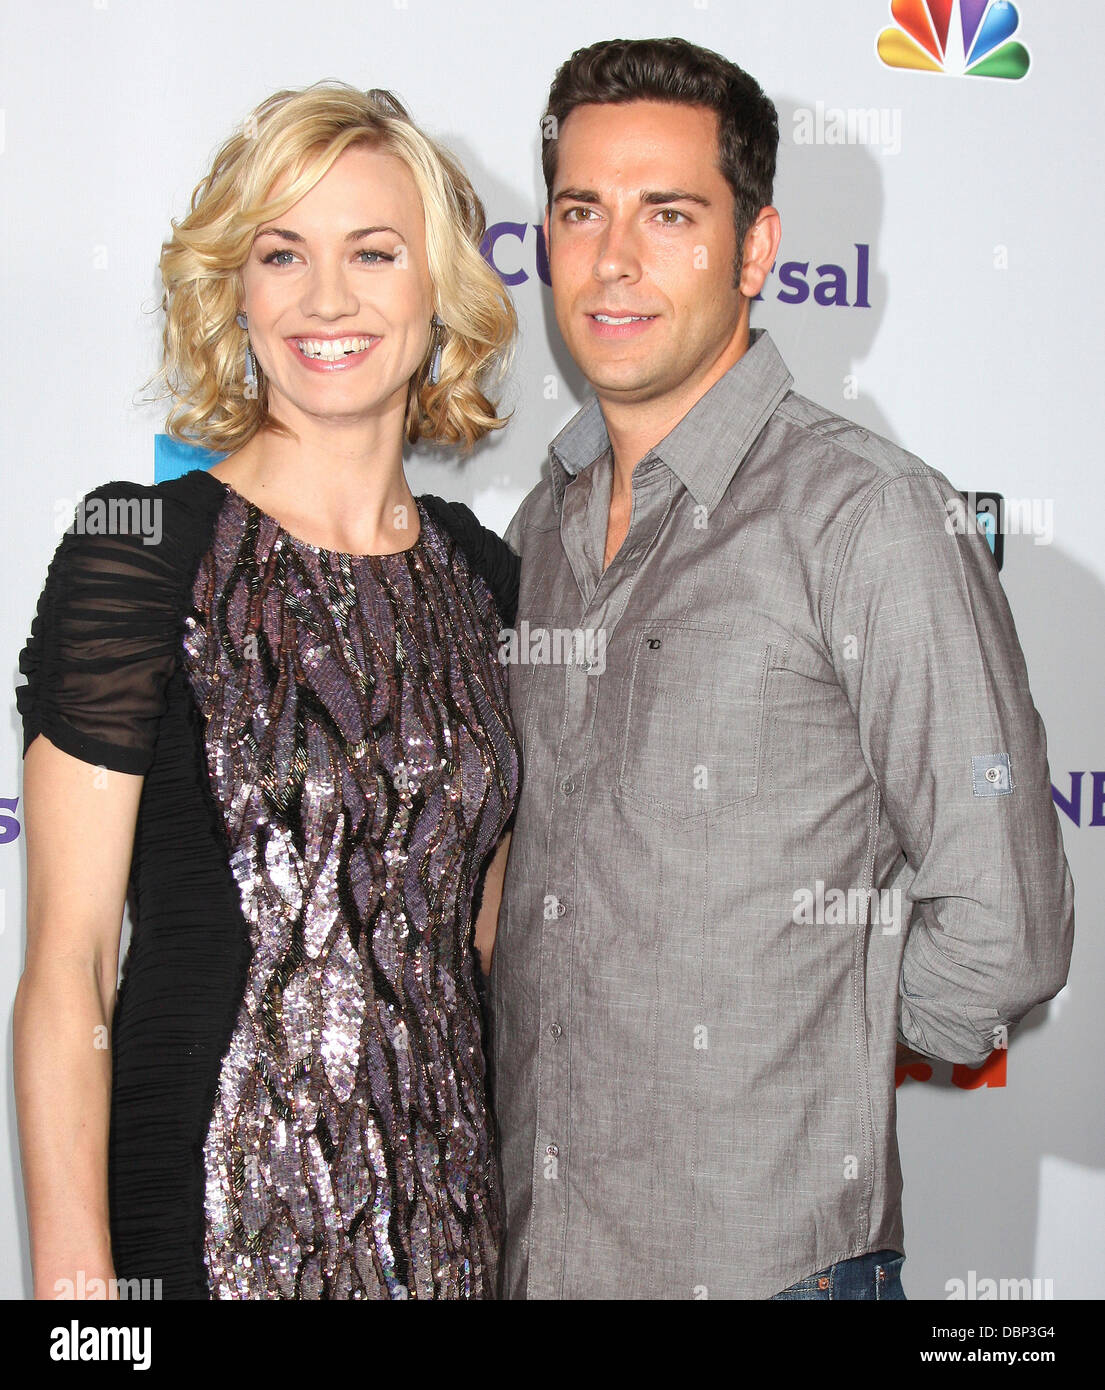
[551,188,711,208]
[252,225,403,243]
[640,189,711,208]
[551,188,601,206]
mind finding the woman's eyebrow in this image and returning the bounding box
[253,224,403,242]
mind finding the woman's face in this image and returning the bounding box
[239,142,435,433]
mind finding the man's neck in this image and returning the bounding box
[600,318,751,503]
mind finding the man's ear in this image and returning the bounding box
[738,206,782,299]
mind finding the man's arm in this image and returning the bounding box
[827,469,1074,1066]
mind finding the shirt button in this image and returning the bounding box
[550,1023,563,1040]
[554,900,567,917]
[546,1144,559,1157]
[561,776,575,796]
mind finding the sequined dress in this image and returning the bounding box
[16,468,520,1300]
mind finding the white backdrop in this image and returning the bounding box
[1,0,1101,1300]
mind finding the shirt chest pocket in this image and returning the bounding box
[617,625,772,825]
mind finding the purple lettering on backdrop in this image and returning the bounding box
[480,221,528,285]
[775,261,810,304]
[1091,771,1105,827]
[0,795,20,845]
[854,242,871,307]
[754,244,869,306]
[1052,772,1084,826]
[534,224,550,286]
[814,263,848,306]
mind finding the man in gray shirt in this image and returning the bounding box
[481,36,1074,1300]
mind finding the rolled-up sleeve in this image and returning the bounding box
[826,469,1075,1065]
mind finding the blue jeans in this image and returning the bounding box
[771,1248,907,1300]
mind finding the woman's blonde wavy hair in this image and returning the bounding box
[156,82,516,452]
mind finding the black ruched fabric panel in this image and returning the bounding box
[16,481,200,775]
[110,663,253,1297]
[418,494,520,629]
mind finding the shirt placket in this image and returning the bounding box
[524,455,674,1299]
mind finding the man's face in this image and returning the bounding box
[544,100,749,409]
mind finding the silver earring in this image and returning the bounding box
[428,314,444,385]
[236,312,258,394]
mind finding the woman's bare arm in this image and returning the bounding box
[473,831,512,976]
[13,734,144,1299]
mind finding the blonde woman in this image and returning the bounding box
[14,83,520,1300]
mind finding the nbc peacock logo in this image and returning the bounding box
[877,0,1031,79]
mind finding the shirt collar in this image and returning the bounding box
[548,327,794,517]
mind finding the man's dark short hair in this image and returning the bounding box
[541,37,778,276]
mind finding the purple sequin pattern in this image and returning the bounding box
[181,489,518,1299]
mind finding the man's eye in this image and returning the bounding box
[655,208,687,225]
[564,207,596,222]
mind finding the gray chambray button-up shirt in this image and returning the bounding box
[488,327,1074,1301]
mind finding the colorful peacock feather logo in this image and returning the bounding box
[877,0,1031,79]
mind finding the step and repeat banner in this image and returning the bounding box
[1,0,1101,1300]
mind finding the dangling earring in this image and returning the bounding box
[236,312,258,395]
[428,314,445,385]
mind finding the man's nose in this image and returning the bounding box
[592,219,642,283]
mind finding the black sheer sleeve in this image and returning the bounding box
[419,493,520,628]
[16,479,203,775]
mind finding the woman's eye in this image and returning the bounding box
[258,247,397,266]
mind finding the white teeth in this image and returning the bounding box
[296,336,372,360]
[594,314,652,324]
